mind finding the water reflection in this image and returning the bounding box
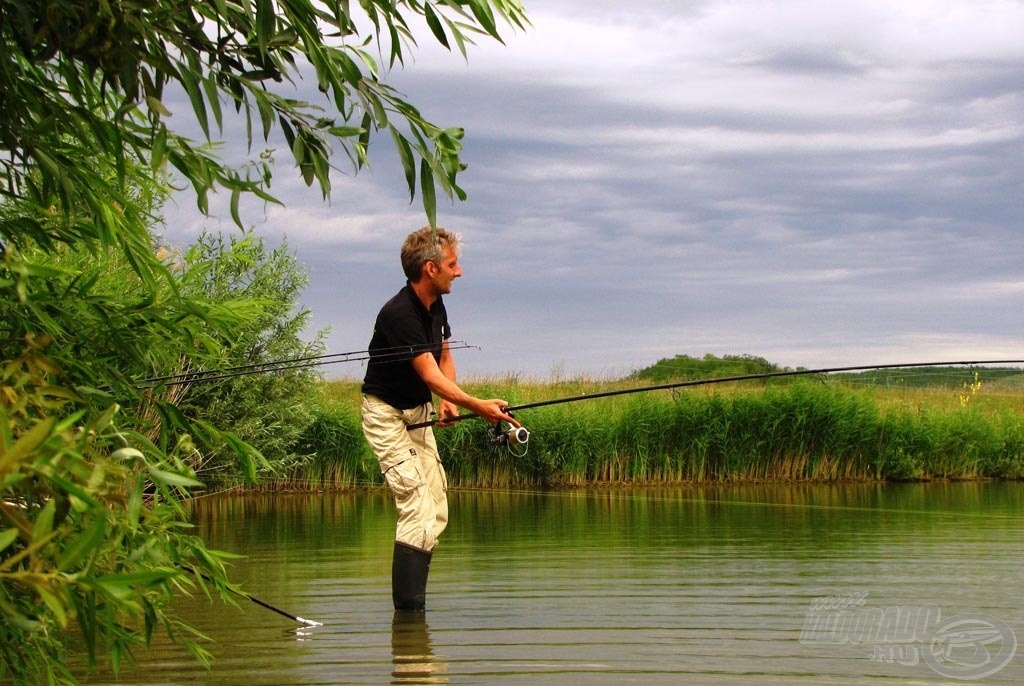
[391,612,448,684]
[72,483,1024,685]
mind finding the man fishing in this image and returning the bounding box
[361,226,519,612]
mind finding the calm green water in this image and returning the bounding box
[81,483,1023,685]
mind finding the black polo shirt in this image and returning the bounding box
[361,283,451,409]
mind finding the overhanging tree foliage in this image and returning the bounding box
[1,1,528,683]
[0,0,529,242]
[0,160,271,685]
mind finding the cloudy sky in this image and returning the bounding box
[163,0,1024,380]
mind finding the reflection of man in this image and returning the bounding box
[391,612,449,684]
[362,226,519,611]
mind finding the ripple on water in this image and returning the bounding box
[76,484,1024,685]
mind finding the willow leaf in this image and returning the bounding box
[424,4,450,49]
[420,159,437,228]
[390,127,416,200]
[0,529,19,554]
[58,516,108,571]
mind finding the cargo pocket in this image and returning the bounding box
[435,455,448,494]
[384,459,422,500]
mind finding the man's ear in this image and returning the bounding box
[422,260,438,278]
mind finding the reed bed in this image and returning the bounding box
[271,377,1024,490]
[261,400,378,490]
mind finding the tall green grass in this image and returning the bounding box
[272,378,1024,489]
[261,400,378,490]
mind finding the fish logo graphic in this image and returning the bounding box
[922,613,1017,680]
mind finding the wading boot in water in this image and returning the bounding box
[392,542,432,611]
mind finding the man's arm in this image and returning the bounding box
[410,350,519,427]
[436,340,460,424]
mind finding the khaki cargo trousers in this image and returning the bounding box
[361,394,449,552]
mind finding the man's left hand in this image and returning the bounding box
[436,400,460,427]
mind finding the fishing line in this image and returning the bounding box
[135,341,479,388]
[407,358,1024,430]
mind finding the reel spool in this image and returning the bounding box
[489,410,529,453]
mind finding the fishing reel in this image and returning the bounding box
[489,410,529,455]
[490,424,530,446]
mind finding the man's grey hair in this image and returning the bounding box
[401,226,462,280]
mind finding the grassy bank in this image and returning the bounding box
[261,374,1024,490]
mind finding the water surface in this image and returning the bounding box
[82,483,1023,684]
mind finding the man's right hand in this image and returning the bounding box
[476,398,520,427]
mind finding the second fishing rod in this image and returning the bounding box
[406,358,1024,441]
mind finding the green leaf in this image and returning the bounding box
[386,19,404,67]
[110,447,144,462]
[216,430,269,483]
[327,126,364,137]
[452,180,467,201]
[230,186,242,227]
[151,125,168,169]
[148,469,203,489]
[203,75,224,131]
[256,0,275,53]
[420,159,437,228]
[390,127,416,201]
[127,476,143,530]
[145,96,171,117]
[0,594,41,631]
[34,499,57,540]
[292,133,306,166]
[363,89,389,128]
[356,112,372,168]
[351,46,381,79]
[37,586,68,627]
[254,90,275,140]
[446,16,471,58]
[301,161,317,187]
[94,570,178,600]
[279,116,296,150]
[0,528,19,554]
[466,0,501,40]
[8,260,66,278]
[0,416,57,471]
[58,515,107,571]
[424,4,451,49]
[177,67,210,139]
[337,52,364,85]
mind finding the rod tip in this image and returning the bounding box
[297,617,324,627]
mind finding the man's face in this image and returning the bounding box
[430,245,462,294]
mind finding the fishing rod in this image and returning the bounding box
[184,566,323,627]
[136,341,479,388]
[407,358,1024,431]
[238,590,323,628]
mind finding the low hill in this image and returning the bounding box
[628,354,788,382]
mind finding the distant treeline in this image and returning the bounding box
[630,353,1024,390]
[833,366,1024,389]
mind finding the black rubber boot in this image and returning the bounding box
[392,542,432,611]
